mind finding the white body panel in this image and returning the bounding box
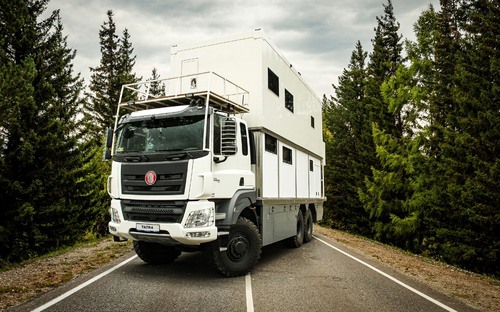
[262,149,279,197]
[296,151,309,198]
[309,157,322,198]
[278,141,296,197]
[170,29,324,162]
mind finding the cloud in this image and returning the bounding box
[45,0,439,97]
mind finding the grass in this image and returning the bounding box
[0,236,132,310]
[0,235,125,273]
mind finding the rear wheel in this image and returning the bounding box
[284,210,304,248]
[209,217,262,277]
[133,241,181,264]
[304,209,313,243]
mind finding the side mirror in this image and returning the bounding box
[104,127,113,160]
[104,149,112,160]
[105,127,114,148]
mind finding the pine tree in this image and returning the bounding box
[80,10,140,238]
[427,0,500,275]
[364,0,404,138]
[360,6,438,248]
[420,0,478,272]
[0,57,39,263]
[77,141,111,235]
[456,0,500,275]
[117,28,140,102]
[358,0,405,241]
[0,0,84,264]
[84,10,119,140]
[324,41,371,234]
[84,10,139,140]
[148,67,165,97]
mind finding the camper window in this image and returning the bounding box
[267,68,279,96]
[282,146,293,165]
[285,89,294,113]
[265,134,277,154]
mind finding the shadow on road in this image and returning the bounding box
[124,239,308,280]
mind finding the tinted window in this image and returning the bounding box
[265,134,277,154]
[283,146,292,165]
[285,89,294,113]
[268,68,279,96]
[240,122,248,156]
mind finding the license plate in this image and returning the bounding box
[136,223,160,233]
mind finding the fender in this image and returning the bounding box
[216,189,257,227]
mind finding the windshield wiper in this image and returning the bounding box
[124,153,149,162]
[165,152,188,160]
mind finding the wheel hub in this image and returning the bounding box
[228,235,249,261]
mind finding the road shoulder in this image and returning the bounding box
[314,226,499,312]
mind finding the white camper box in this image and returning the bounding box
[170,29,325,204]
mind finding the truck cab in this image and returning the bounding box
[108,99,254,241]
[107,73,265,276]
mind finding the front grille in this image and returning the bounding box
[121,162,188,195]
[122,200,187,223]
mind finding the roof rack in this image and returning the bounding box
[116,71,250,117]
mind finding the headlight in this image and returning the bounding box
[184,208,214,228]
[111,208,121,223]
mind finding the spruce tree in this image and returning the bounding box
[359,6,438,248]
[364,0,404,138]
[422,0,474,271]
[80,10,140,237]
[84,10,119,139]
[456,0,500,275]
[117,28,140,102]
[148,67,165,97]
[0,58,38,263]
[0,0,84,264]
[427,0,500,275]
[84,10,139,140]
[358,0,404,241]
[324,41,371,234]
[77,142,111,235]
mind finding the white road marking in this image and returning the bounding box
[31,255,138,312]
[314,236,458,312]
[246,273,254,312]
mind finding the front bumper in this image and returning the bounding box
[108,199,218,245]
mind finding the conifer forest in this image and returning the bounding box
[1,0,498,277]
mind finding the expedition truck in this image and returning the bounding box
[105,29,325,277]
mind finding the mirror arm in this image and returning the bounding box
[213,156,228,163]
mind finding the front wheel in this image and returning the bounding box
[209,217,262,277]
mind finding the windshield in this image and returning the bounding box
[115,115,205,154]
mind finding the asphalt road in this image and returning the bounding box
[12,234,477,312]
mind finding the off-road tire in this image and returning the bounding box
[283,210,305,248]
[304,209,313,243]
[133,241,181,265]
[211,217,262,277]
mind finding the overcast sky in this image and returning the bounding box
[45,0,439,98]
